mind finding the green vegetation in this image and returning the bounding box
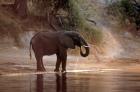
[31,0,103,43]
[67,0,102,43]
[0,0,103,46]
[107,0,140,29]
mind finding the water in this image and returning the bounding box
[0,48,140,92]
[0,71,140,92]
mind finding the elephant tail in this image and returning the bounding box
[29,41,32,60]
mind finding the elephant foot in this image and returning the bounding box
[61,70,66,74]
[37,68,46,72]
[54,69,60,73]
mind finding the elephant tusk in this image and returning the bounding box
[83,45,90,48]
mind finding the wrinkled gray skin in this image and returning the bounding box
[30,31,90,72]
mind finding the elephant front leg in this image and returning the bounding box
[54,53,61,72]
[61,53,67,73]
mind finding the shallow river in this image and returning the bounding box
[0,71,140,92]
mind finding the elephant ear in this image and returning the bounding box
[59,34,75,49]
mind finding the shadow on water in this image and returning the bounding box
[36,73,67,92]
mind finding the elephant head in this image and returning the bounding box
[59,31,90,57]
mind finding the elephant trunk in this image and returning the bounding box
[80,46,89,57]
[80,37,90,57]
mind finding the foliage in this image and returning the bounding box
[67,0,102,43]
[30,0,103,43]
[107,0,140,29]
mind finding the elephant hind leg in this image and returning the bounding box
[40,57,46,71]
[35,54,46,71]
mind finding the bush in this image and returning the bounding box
[107,0,140,29]
[68,0,102,43]
[28,0,103,43]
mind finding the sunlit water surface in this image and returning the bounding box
[0,71,140,92]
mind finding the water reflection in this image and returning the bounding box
[36,73,67,92]
[36,74,44,92]
[0,72,140,92]
[56,73,67,92]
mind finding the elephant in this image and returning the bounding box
[29,31,90,72]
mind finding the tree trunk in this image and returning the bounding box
[14,0,27,18]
